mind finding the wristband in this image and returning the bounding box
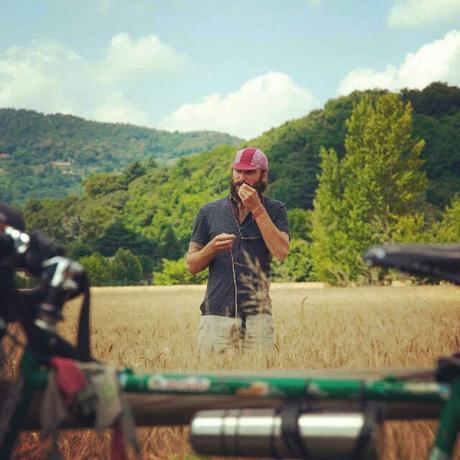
[252,204,266,219]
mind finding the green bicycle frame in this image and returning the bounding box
[2,346,459,459]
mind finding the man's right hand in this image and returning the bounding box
[210,233,236,253]
[187,233,236,274]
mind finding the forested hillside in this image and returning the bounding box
[255,82,460,210]
[0,109,242,203]
[20,83,460,285]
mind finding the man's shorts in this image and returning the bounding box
[197,314,274,354]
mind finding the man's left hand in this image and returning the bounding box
[237,183,261,211]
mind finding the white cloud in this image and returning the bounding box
[337,30,460,96]
[98,33,184,82]
[92,91,151,126]
[0,34,183,125]
[159,72,316,139]
[0,40,86,113]
[388,0,460,29]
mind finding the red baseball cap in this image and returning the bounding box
[232,147,268,171]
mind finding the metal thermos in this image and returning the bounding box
[190,408,377,459]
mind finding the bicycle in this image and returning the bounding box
[0,218,459,459]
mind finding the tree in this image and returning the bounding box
[0,175,12,202]
[78,202,118,244]
[271,239,314,282]
[153,257,208,285]
[311,93,428,284]
[94,219,157,259]
[432,196,460,243]
[79,253,112,286]
[123,161,146,185]
[310,147,350,283]
[22,196,80,246]
[83,172,126,197]
[402,82,460,117]
[67,240,93,259]
[110,248,143,285]
[157,225,184,260]
[287,208,312,241]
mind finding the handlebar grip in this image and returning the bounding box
[0,233,15,259]
[364,243,460,285]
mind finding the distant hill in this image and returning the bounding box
[4,83,459,208]
[0,109,243,203]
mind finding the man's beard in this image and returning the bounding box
[230,178,267,204]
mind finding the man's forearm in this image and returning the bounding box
[187,233,236,274]
[186,243,215,274]
[254,211,289,261]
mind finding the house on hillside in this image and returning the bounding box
[49,160,72,169]
[49,160,78,176]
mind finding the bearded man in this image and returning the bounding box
[186,147,290,353]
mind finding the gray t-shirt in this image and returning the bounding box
[191,195,290,317]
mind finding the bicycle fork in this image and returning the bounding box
[430,377,460,460]
[0,349,40,459]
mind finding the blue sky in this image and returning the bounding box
[1,0,459,138]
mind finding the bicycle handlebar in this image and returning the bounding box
[364,243,460,285]
[0,223,91,362]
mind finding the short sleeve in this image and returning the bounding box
[190,207,210,246]
[273,204,290,238]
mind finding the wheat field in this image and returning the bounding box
[10,283,460,459]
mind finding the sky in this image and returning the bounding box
[0,0,459,139]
